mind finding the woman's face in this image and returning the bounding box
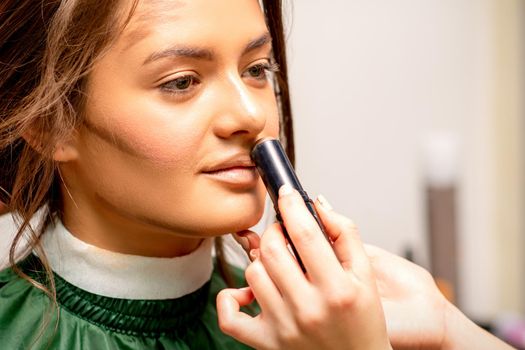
[62,0,279,240]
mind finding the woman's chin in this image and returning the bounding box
[207,209,265,235]
[198,188,267,233]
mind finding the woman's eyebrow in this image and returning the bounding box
[143,46,213,65]
[142,32,272,66]
[242,32,272,55]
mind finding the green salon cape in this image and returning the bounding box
[0,255,255,349]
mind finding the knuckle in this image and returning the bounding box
[276,324,301,345]
[218,317,230,334]
[217,312,235,335]
[260,238,282,261]
[419,266,435,282]
[341,217,359,233]
[219,321,240,339]
[296,307,327,333]
[216,289,227,302]
[293,222,319,246]
[325,287,357,311]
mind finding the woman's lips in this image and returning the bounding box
[202,166,259,187]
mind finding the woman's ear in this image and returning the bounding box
[53,139,79,162]
[22,129,79,162]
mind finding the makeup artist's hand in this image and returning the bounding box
[364,245,515,350]
[364,244,448,350]
[217,185,392,350]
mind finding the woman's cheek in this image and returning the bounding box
[98,109,203,167]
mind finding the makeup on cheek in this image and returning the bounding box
[251,138,330,273]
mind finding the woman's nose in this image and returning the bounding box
[211,74,267,140]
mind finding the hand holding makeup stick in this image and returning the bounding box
[230,207,515,350]
[217,185,392,350]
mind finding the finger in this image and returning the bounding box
[233,230,260,256]
[259,223,312,308]
[277,185,345,285]
[249,248,260,261]
[314,197,370,274]
[245,258,288,321]
[216,288,267,348]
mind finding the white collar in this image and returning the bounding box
[40,220,214,300]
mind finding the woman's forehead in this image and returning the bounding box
[127,0,186,32]
[121,0,265,50]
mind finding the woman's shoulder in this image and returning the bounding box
[0,212,20,269]
[0,211,39,269]
[0,255,256,349]
[0,256,55,349]
[0,260,21,291]
[0,254,38,289]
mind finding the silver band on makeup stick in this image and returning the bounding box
[251,138,330,273]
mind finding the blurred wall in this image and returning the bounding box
[286,0,524,321]
[493,0,525,317]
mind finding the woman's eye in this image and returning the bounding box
[243,61,280,83]
[160,75,199,94]
[247,64,266,79]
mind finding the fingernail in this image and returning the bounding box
[279,184,294,197]
[249,248,260,261]
[316,194,333,211]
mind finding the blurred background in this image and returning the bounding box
[0,0,522,345]
[283,0,525,342]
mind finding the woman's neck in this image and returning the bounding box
[61,198,203,258]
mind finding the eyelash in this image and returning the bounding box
[158,61,280,96]
[159,74,200,95]
[244,61,280,81]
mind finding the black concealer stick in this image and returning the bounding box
[251,138,329,273]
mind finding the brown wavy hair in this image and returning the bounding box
[0,0,293,340]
